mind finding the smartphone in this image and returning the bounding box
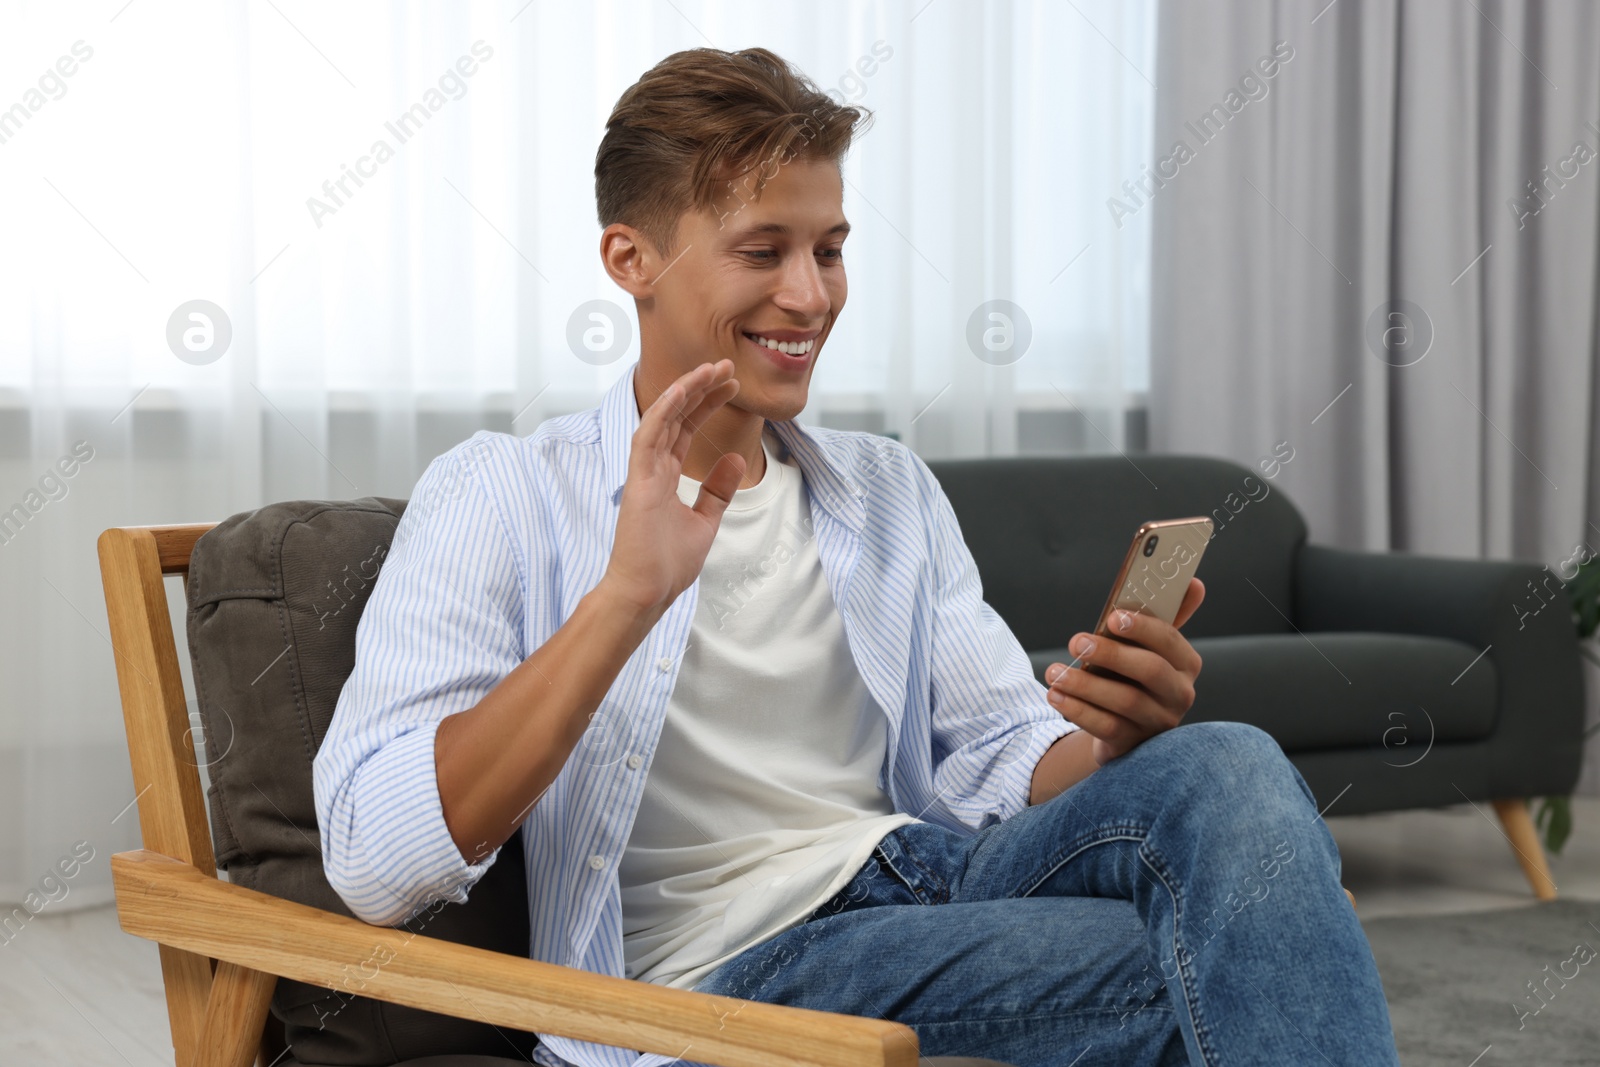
[1081,517,1213,676]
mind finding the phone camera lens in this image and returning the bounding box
[1143,535,1159,557]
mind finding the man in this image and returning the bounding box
[313,46,1401,1067]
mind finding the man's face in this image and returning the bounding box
[635,157,849,421]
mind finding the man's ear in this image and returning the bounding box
[600,223,659,300]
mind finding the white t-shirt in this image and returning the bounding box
[617,427,919,990]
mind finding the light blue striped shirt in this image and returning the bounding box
[312,360,1078,1067]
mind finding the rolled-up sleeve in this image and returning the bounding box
[312,435,529,926]
[915,456,1078,832]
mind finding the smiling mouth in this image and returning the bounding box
[742,331,815,356]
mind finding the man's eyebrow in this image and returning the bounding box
[725,221,851,240]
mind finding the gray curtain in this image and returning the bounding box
[1148,0,1600,791]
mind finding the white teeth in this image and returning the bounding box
[745,332,812,356]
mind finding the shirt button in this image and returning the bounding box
[627,754,643,770]
[657,656,672,672]
[588,855,605,870]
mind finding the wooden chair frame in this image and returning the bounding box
[98,518,1538,1066]
[97,522,922,1067]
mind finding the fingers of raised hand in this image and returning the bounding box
[639,360,735,456]
[669,378,741,464]
[647,360,732,421]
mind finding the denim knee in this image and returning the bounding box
[1161,720,1317,817]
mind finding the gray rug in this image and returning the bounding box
[1362,899,1600,1065]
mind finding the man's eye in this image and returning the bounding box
[740,249,845,263]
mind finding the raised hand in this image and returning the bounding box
[599,359,746,616]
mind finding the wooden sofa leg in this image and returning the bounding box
[1491,799,1558,901]
[194,960,277,1067]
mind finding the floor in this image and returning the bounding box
[2,799,1597,1066]
[1334,796,1600,918]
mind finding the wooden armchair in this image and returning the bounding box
[96,518,954,1067]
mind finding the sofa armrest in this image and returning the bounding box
[112,850,918,1067]
[1293,543,1586,799]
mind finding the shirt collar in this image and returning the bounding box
[599,361,866,531]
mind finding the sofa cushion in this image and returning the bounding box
[927,455,1308,647]
[186,496,538,1064]
[1027,632,1498,753]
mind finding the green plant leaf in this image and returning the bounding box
[1534,796,1573,856]
[1542,555,1600,860]
[1569,557,1600,638]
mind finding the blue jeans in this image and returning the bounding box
[691,721,1401,1066]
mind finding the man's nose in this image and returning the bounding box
[775,253,831,316]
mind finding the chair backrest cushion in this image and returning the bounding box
[186,496,538,1064]
[923,454,1308,645]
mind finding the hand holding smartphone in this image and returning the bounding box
[1081,517,1212,678]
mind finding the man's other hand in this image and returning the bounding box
[1042,578,1205,766]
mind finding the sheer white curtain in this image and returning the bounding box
[0,0,1154,911]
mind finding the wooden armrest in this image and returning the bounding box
[113,850,918,1067]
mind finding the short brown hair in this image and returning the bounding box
[595,47,873,257]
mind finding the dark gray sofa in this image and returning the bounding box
[183,453,1586,1066]
[923,454,1587,817]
